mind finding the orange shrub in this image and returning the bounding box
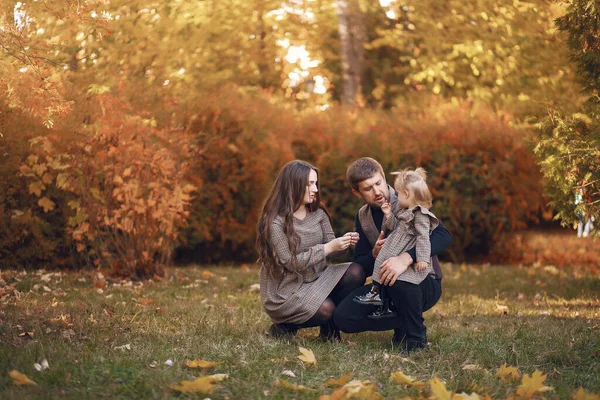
[20,94,195,278]
[176,89,295,263]
[0,103,74,269]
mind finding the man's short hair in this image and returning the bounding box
[346,157,385,190]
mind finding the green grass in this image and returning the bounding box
[1,263,599,399]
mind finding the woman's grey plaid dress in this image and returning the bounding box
[260,208,351,324]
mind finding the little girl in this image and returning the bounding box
[354,167,439,319]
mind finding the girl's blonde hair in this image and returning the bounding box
[391,167,433,208]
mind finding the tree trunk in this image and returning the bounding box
[336,0,362,106]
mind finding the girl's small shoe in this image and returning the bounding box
[353,288,383,305]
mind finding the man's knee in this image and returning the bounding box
[333,304,360,333]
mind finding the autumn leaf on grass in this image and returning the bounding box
[50,314,73,328]
[298,347,317,366]
[201,270,214,280]
[429,376,452,400]
[138,297,154,305]
[185,360,221,369]
[9,370,37,386]
[572,387,600,400]
[170,374,228,394]
[452,393,487,399]
[344,380,383,400]
[515,370,553,399]
[274,379,314,392]
[325,373,352,387]
[389,370,426,389]
[496,364,521,382]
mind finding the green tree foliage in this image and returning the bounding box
[534,0,600,227]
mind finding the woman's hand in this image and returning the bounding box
[343,232,360,247]
[324,235,353,254]
[379,253,413,286]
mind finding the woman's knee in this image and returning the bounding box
[315,298,335,321]
[345,262,366,285]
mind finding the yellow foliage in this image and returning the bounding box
[496,364,521,382]
[274,378,314,392]
[298,347,317,366]
[325,373,352,387]
[170,374,228,394]
[389,370,426,389]
[9,370,37,386]
[184,359,221,369]
[515,370,553,399]
[38,197,55,213]
[572,387,600,400]
[429,376,452,400]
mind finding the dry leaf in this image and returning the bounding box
[170,376,220,394]
[572,387,600,400]
[429,376,452,400]
[325,373,352,387]
[201,270,214,280]
[138,298,154,305]
[50,314,73,328]
[496,364,521,382]
[282,370,296,378]
[185,360,221,369]
[209,373,229,382]
[516,370,553,399]
[461,364,480,371]
[452,393,483,399]
[298,347,317,366]
[389,370,426,389]
[274,379,314,392]
[9,370,37,386]
[343,380,383,400]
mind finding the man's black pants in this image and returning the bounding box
[334,275,442,351]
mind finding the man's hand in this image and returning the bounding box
[379,253,413,286]
[372,230,386,258]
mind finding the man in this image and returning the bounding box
[334,157,452,352]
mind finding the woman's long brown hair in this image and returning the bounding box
[256,160,328,277]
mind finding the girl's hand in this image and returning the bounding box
[415,261,428,272]
[381,202,392,215]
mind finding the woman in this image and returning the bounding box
[256,160,365,341]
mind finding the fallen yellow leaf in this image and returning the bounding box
[170,374,228,394]
[451,393,483,399]
[184,360,221,369]
[516,370,553,399]
[344,380,383,400]
[572,387,600,400]
[209,373,229,382]
[389,370,426,389]
[325,373,352,388]
[201,270,214,280]
[274,378,314,392]
[429,376,452,400]
[496,364,521,382]
[298,347,317,366]
[9,370,37,386]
